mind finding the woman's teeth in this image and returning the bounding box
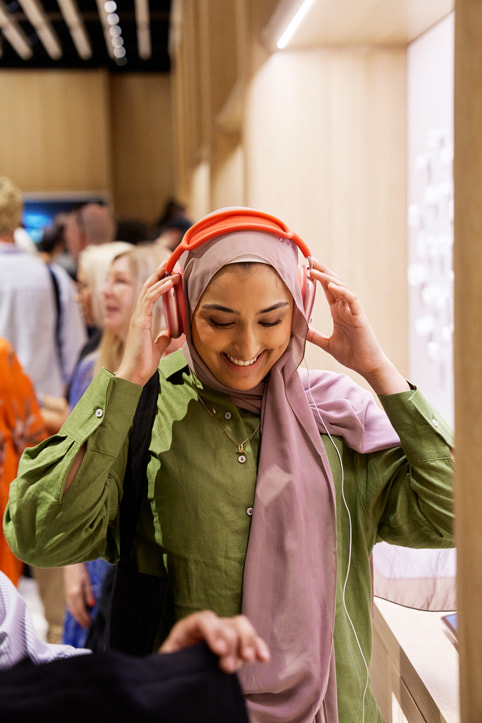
[226,353,259,367]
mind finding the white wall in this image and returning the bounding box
[407,14,454,423]
[243,46,408,377]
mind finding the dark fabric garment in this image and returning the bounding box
[0,642,249,723]
[107,565,172,656]
[84,564,115,652]
[107,370,175,655]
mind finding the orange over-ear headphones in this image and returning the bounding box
[161,207,316,338]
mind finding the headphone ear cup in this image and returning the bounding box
[161,276,186,338]
[297,264,316,323]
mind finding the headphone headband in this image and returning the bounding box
[164,207,311,273]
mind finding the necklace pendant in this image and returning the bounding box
[237,443,244,454]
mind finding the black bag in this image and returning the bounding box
[0,643,250,723]
[106,371,175,655]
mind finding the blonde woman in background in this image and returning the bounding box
[64,243,181,648]
[68,241,132,407]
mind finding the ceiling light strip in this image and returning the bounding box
[277,0,316,49]
[135,0,151,59]
[17,0,62,59]
[0,1,33,59]
[57,0,92,60]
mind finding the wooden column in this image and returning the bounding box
[453,0,482,719]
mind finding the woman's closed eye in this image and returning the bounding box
[208,317,235,328]
[208,317,282,329]
[259,319,282,327]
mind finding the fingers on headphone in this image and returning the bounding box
[311,260,343,283]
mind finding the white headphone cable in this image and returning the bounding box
[303,359,370,722]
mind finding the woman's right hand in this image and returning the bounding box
[115,265,182,387]
[159,611,270,673]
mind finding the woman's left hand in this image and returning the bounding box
[306,261,409,394]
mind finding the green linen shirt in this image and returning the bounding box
[4,349,454,722]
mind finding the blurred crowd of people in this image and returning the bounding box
[0,175,191,646]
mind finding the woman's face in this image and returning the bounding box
[101,255,135,339]
[76,265,94,327]
[191,263,293,391]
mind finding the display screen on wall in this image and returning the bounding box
[22,192,111,243]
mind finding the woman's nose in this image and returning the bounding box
[234,325,259,359]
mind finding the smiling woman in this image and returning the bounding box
[4,207,454,723]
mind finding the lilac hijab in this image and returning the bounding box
[179,226,399,723]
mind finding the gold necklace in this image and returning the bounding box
[190,377,260,458]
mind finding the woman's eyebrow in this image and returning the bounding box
[200,301,290,315]
[201,303,239,314]
[257,302,291,315]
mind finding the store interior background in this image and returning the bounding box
[0,0,455,402]
[1,0,482,720]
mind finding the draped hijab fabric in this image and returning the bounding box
[178,225,400,722]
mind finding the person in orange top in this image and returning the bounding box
[0,338,47,585]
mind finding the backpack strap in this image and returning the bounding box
[107,370,174,655]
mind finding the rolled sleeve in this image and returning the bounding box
[379,386,454,461]
[373,387,454,546]
[4,370,143,567]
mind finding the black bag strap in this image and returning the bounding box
[107,369,174,655]
[118,369,160,568]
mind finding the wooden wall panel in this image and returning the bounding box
[244,47,407,375]
[109,73,174,222]
[210,133,244,209]
[0,69,174,224]
[453,0,482,718]
[0,70,111,193]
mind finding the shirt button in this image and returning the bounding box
[432,418,439,427]
[247,507,253,516]
[95,408,103,418]
[224,411,232,420]
[238,454,247,464]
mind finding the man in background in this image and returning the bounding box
[62,202,117,276]
[0,177,85,400]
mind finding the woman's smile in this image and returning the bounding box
[224,351,263,367]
